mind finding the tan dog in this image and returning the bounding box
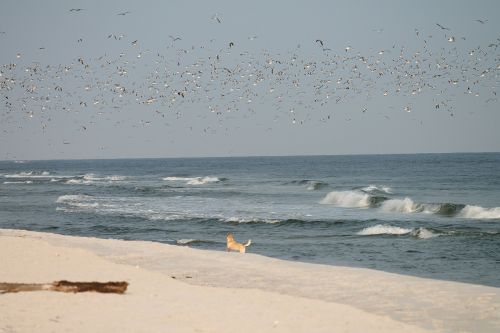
[226,233,252,253]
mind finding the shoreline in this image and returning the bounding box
[1,228,499,332]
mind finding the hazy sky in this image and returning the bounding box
[0,0,499,160]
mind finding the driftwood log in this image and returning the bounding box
[0,280,128,294]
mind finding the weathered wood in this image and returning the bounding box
[0,280,128,294]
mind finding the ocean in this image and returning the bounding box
[1,153,499,287]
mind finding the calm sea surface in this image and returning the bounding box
[1,153,499,286]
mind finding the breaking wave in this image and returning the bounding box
[357,224,439,239]
[63,173,127,185]
[357,224,412,235]
[320,188,499,220]
[360,184,393,194]
[5,171,52,179]
[458,205,500,219]
[379,198,423,213]
[163,176,224,185]
[320,190,371,208]
[3,180,33,184]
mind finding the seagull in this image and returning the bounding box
[117,11,131,16]
[315,39,324,47]
[436,23,450,30]
[169,35,181,42]
[131,40,138,46]
[447,36,455,42]
[229,42,234,48]
[69,8,84,12]
[211,13,222,23]
[475,19,488,24]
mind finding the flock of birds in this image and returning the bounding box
[0,10,499,138]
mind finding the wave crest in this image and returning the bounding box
[320,190,370,208]
[380,198,423,213]
[458,205,500,219]
[361,185,393,194]
[357,224,412,235]
[163,176,224,185]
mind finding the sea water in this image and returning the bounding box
[1,153,499,286]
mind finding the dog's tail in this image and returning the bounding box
[244,239,252,247]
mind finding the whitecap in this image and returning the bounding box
[163,176,222,185]
[412,227,439,239]
[65,179,93,185]
[163,176,197,181]
[361,184,393,194]
[225,216,280,224]
[458,205,500,219]
[187,176,221,185]
[357,224,412,236]
[82,173,126,181]
[379,197,422,213]
[320,190,370,208]
[56,194,94,203]
[3,180,33,184]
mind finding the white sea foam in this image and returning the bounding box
[82,173,126,181]
[56,194,94,203]
[65,179,93,185]
[379,197,422,213]
[357,224,412,236]
[362,184,393,194]
[320,190,370,208]
[458,205,500,219]
[64,174,126,185]
[163,176,222,185]
[3,180,33,184]
[187,176,221,185]
[413,227,438,239]
[5,171,51,179]
[163,176,197,181]
[176,239,197,245]
[225,216,280,224]
[56,194,99,208]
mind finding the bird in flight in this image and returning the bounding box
[476,19,488,24]
[315,39,324,47]
[436,23,450,30]
[211,13,222,23]
[117,11,131,16]
[69,8,84,12]
[169,35,181,42]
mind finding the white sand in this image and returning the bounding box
[1,229,499,333]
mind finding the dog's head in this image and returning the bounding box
[226,233,234,242]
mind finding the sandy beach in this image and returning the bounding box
[0,229,499,333]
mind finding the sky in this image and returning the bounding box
[0,0,499,160]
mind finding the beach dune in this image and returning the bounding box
[1,229,499,332]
